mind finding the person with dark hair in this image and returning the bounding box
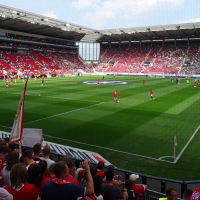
[81,165,97,187]
[1,151,19,187]
[0,145,10,160]
[50,160,79,186]
[96,161,105,178]
[160,188,178,200]
[42,159,94,200]
[0,145,10,183]
[40,145,54,168]
[61,156,74,177]
[38,160,50,191]
[74,160,83,183]
[27,164,42,190]
[4,163,41,200]
[33,143,42,161]
[102,165,122,189]
[183,189,193,200]
[123,179,138,200]
[102,169,122,200]
[8,143,16,151]
[22,150,38,170]
[82,175,103,200]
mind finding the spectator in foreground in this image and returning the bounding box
[81,175,103,200]
[161,188,177,200]
[32,143,42,162]
[182,189,193,200]
[74,160,83,183]
[129,174,147,200]
[4,163,41,200]
[96,161,105,178]
[22,150,38,170]
[123,179,138,200]
[0,188,13,200]
[102,169,122,200]
[1,151,19,187]
[42,159,94,200]
[40,145,55,168]
[102,165,122,189]
[27,164,42,190]
[38,160,50,191]
[189,188,200,200]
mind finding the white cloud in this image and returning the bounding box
[177,17,200,24]
[72,0,184,28]
[72,0,101,9]
[42,11,58,19]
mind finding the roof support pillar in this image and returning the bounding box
[140,41,141,48]
[129,41,131,47]
[109,42,111,48]
[162,40,164,47]
[119,41,121,48]
[188,38,189,47]
[151,40,152,47]
[175,39,176,47]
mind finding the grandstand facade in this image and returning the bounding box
[0,4,200,77]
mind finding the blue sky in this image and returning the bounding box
[0,0,199,30]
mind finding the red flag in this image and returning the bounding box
[10,79,28,143]
[174,136,177,146]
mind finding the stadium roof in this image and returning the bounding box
[0,4,102,42]
[0,4,200,43]
[97,23,200,43]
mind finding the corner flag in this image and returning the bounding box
[10,79,28,143]
[174,136,177,146]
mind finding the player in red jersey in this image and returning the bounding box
[42,78,44,86]
[198,79,199,84]
[97,80,99,87]
[194,82,197,90]
[143,79,145,85]
[11,78,13,84]
[150,89,155,100]
[114,90,118,103]
[5,81,9,89]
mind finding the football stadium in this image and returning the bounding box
[0,1,200,199]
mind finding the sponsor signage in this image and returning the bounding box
[0,131,111,165]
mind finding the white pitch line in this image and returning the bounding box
[24,102,105,125]
[45,96,100,103]
[0,125,12,129]
[175,125,200,163]
[42,134,175,164]
[158,156,174,160]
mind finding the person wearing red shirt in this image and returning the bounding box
[42,78,44,86]
[4,163,41,200]
[97,80,99,87]
[143,79,145,85]
[51,173,79,186]
[194,82,197,90]
[96,161,105,179]
[5,81,9,89]
[130,174,147,200]
[150,89,155,100]
[22,150,39,170]
[114,90,118,103]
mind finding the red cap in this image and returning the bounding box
[190,188,200,200]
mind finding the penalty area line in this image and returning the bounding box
[42,134,175,164]
[24,102,105,125]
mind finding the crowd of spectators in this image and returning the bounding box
[0,136,199,200]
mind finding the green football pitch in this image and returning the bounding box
[0,76,200,181]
